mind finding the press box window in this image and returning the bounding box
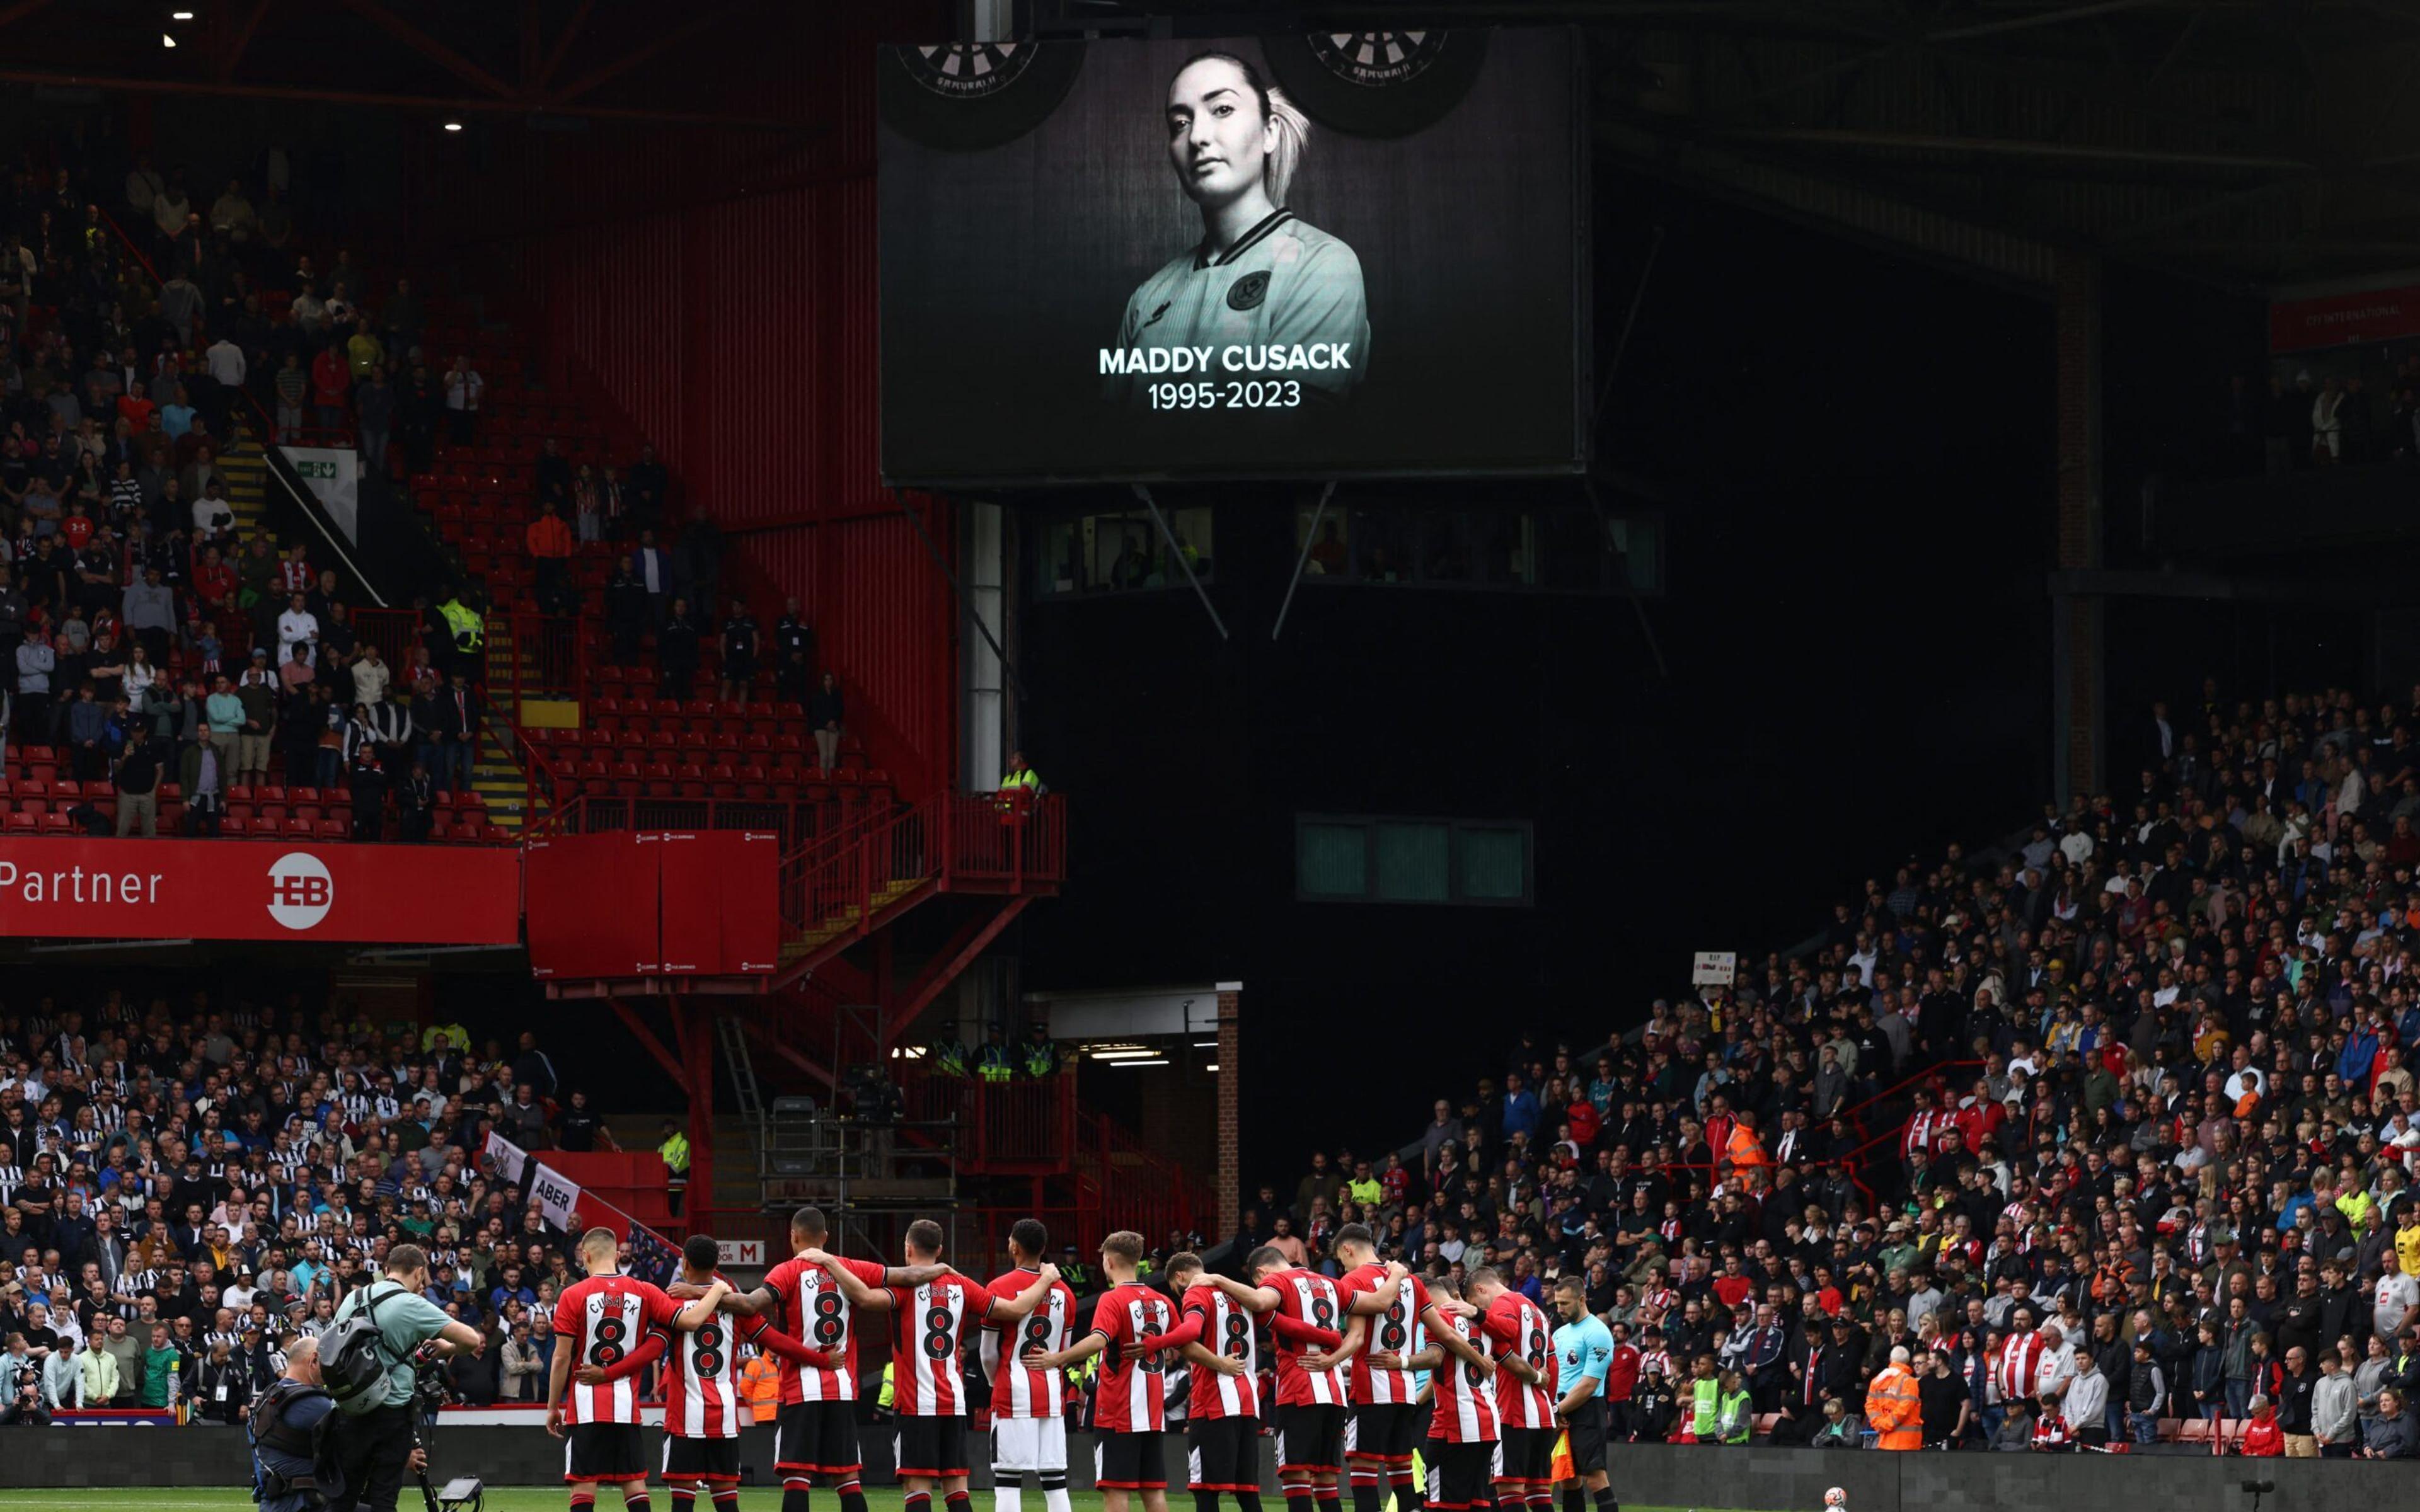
[1296,816,1531,906]
[1038,507,1214,597]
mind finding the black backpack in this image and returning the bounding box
[321,1281,401,1415]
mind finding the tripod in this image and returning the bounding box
[406,1345,485,1512]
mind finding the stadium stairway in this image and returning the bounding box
[218,425,272,537]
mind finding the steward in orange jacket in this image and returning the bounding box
[1864,1348,1923,1450]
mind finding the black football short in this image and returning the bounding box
[1427,1441,1494,1510]
[662,1434,742,1483]
[564,1422,647,1483]
[895,1414,972,1477]
[1187,1415,1260,1491]
[1276,1402,1346,1474]
[1095,1428,1169,1490]
[1562,1399,1608,1474]
[775,1399,864,1475]
[1346,1402,1420,1462]
[1493,1426,1555,1484]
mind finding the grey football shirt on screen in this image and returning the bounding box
[1104,208,1371,408]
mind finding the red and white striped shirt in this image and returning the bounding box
[553,1274,682,1426]
[1089,1283,1175,1433]
[1427,1309,1497,1444]
[1342,1263,1425,1406]
[764,1252,887,1404]
[1484,1292,1558,1431]
[1180,1282,1260,1421]
[887,1274,999,1417]
[1995,1329,2046,1402]
[662,1282,775,1439]
[1267,1269,1349,1407]
[985,1267,1076,1419]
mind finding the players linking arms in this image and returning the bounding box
[1020,1237,1229,1375]
[1359,1286,1541,1386]
[574,1252,838,1387]
[802,1243,1063,1326]
[1209,1254,1492,1378]
[667,1205,958,1306]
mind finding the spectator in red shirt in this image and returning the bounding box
[2241,1394,2285,1456]
[311,344,351,432]
[116,380,157,432]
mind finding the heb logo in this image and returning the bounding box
[266,852,333,929]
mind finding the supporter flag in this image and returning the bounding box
[530,1162,583,1231]
[484,1131,529,1183]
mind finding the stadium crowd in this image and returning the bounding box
[0,985,678,1426]
[0,132,530,840]
[1238,680,2420,1455]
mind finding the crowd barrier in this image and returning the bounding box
[0,1425,2390,1503]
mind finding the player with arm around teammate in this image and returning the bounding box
[1334,1223,1444,1512]
[1213,1242,1487,1512]
[809,1219,1059,1512]
[1420,1276,1502,1512]
[677,1206,956,1512]
[1466,1269,1555,1512]
[546,1227,732,1512]
[1024,1231,1214,1512]
[574,1234,838,1512]
[1167,1250,1293,1512]
[984,1220,1082,1512]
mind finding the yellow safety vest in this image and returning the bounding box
[659,1132,691,1177]
[439,600,485,650]
[1000,768,1039,792]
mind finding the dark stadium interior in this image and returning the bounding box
[4,0,2420,1496]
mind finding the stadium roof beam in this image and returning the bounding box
[333,0,518,98]
[533,0,597,91]
[216,0,278,84]
[546,0,758,105]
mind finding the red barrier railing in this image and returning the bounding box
[354,607,427,675]
[491,609,589,709]
[901,1065,1081,1171]
[775,792,1066,956]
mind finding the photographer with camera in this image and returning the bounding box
[322,1244,485,1512]
[250,1335,343,1512]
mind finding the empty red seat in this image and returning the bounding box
[316,820,347,840]
[5,811,35,832]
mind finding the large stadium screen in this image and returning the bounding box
[878,30,1589,486]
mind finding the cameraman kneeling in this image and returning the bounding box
[253,1336,343,1511]
[326,1244,486,1512]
